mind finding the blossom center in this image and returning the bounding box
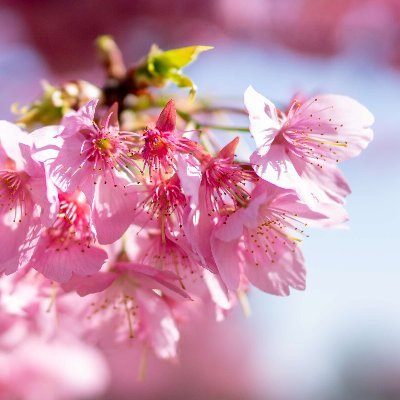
[95,137,114,152]
[244,208,307,267]
[148,178,186,219]
[77,122,138,183]
[142,129,175,175]
[46,191,92,250]
[204,158,255,213]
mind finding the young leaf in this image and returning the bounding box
[135,44,213,97]
[149,45,213,71]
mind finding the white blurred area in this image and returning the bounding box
[1,5,400,399]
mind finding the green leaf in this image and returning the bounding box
[139,45,213,97]
[150,45,213,71]
[167,71,197,98]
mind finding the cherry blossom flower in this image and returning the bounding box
[177,137,258,273]
[64,259,189,360]
[200,137,257,214]
[32,101,139,244]
[135,172,190,239]
[29,190,107,283]
[0,121,58,275]
[141,100,200,178]
[244,86,374,209]
[133,228,233,320]
[211,181,327,295]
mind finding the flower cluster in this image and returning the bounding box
[0,39,373,366]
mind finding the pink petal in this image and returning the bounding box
[183,200,218,273]
[243,246,306,296]
[28,176,59,228]
[266,186,336,225]
[292,157,351,205]
[101,102,119,130]
[175,153,202,206]
[155,99,176,133]
[92,175,137,245]
[31,241,107,283]
[0,121,31,170]
[250,144,301,189]
[116,262,191,300]
[135,289,179,360]
[61,99,98,138]
[49,135,94,193]
[244,86,281,156]
[289,94,374,162]
[30,125,64,167]
[202,269,231,311]
[218,136,239,159]
[0,216,41,275]
[80,177,96,209]
[62,272,117,296]
[211,236,241,290]
[214,189,266,241]
[251,144,329,208]
[287,159,351,225]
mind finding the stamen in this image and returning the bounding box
[141,127,199,178]
[76,114,140,184]
[123,294,135,339]
[137,345,148,382]
[46,192,92,251]
[204,157,255,214]
[136,175,187,237]
[0,170,31,223]
[282,101,348,166]
[244,206,308,267]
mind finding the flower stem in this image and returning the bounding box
[197,123,250,132]
[192,105,248,116]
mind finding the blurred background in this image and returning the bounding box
[1,0,399,399]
